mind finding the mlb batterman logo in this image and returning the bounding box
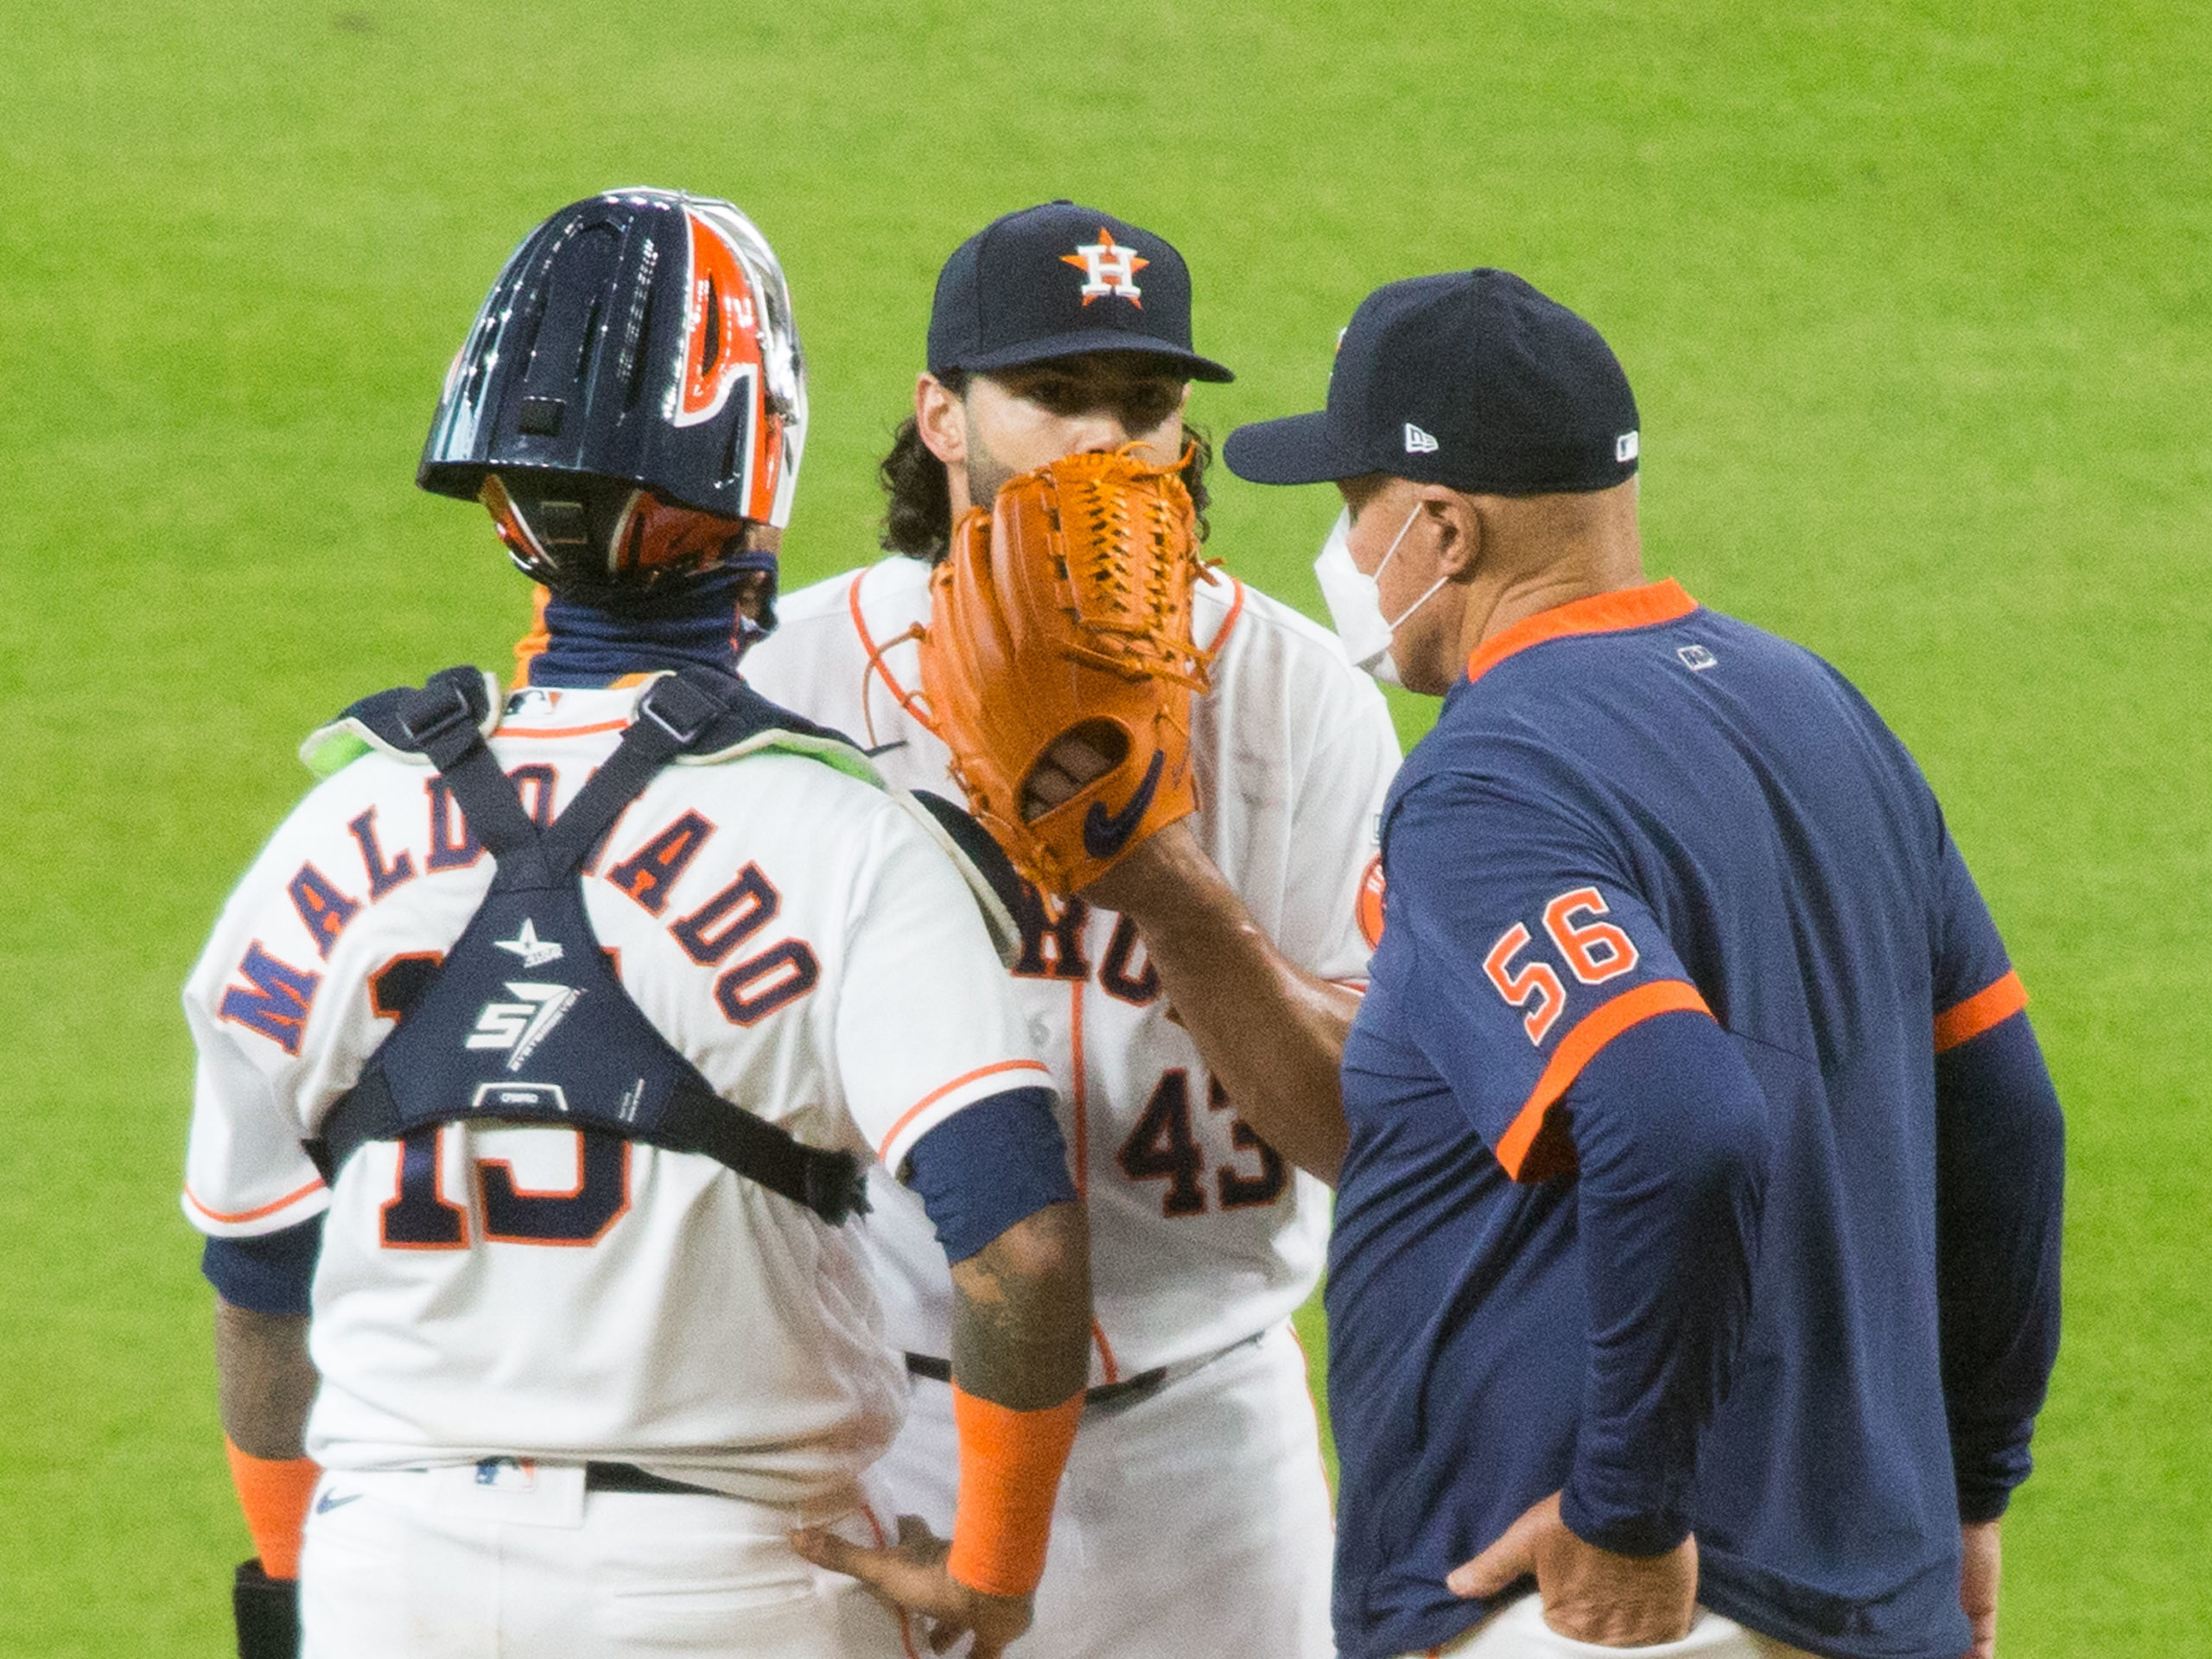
[1061,230,1148,307]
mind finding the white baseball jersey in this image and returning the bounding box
[744,556,1401,1380]
[181,679,1048,1505]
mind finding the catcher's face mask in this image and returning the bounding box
[482,473,779,637]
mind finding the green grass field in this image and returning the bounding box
[3,2,2207,1652]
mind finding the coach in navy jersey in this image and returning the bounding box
[1224,271,2063,1659]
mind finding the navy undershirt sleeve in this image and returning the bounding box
[201,1215,324,1317]
[903,1086,1077,1264]
[1559,1010,1771,1556]
[1936,1013,2063,1522]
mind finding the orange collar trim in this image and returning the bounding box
[1465,578,1698,686]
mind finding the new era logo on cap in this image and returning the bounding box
[1617,431,1640,462]
[1405,423,1440,454]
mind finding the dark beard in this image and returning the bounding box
[963,449,1019,515]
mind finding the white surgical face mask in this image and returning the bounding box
[1313,504,1449,687]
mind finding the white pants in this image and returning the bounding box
[302,1462,912,1657]
[873,1319,1337,1658]
[1408,1595,1819,1658]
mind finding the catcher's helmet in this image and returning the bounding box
[420,189,806,596]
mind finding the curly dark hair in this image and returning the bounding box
[879,371,1214,563]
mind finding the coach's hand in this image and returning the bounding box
[1959,1520,2000,1659]
[1448,1491,1697,1646]
[793,1516,1035,1657]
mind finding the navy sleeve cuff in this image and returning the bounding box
[902,1087,1076,1263]
[202,1216,323,1316]
[1958,1484,2013,1525]
[1936,1012,2063,1526]
[1560,1482,1693,1558]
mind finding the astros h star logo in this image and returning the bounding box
[1061,230,1148,307]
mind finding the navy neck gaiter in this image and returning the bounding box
[524,566,754,688]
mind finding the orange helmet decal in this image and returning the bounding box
[677,209,767,431]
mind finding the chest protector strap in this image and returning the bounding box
[306,667,869,1225]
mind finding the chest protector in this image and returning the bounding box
[307,666,872,1224]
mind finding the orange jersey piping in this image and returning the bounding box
[1067,976,1119,1382]
[849,566,930,749]
[874,1058,1055,1163]
[1495,978,1713,1180]
[498,717,633,740]
[185,1176,327,1227]
[1204,575,1248,655]
[1465,578,1698,687]
[514,585,552,687]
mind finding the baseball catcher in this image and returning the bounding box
[185,188,1090,1659]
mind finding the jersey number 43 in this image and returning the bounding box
[1116,1070,1288,1217]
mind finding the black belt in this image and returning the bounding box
[584,1461,724,1497]
[904,1352,1169,1410]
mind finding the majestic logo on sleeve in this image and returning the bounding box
[1060,231,1148,307]
[467,982,582,1071]
[493,918,565,968]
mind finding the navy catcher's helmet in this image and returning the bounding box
[420,189,806,598]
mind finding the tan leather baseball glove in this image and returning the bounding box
[916,447,1217,896]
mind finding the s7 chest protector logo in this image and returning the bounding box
[467,982,582,1071]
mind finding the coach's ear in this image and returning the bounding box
[916,373,968,471]
[1422,486,1483,580]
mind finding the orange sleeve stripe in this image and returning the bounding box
[185,1177,327,1227]
[225,1440,321,1580]
[1935,969,2028,1053]
[945,1384,1084,1598]
[1495,979,1713,1179]
[874,1058,1056,1162]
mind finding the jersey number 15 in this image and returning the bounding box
[381,1124,630,1249]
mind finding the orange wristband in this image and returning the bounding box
[224,1440,321,1580]
[944,1385,1083,1598]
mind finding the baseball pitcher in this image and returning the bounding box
[741,200,1402,1657]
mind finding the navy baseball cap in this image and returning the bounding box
[1224,270,1637,494]
[926,201,1234,384]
